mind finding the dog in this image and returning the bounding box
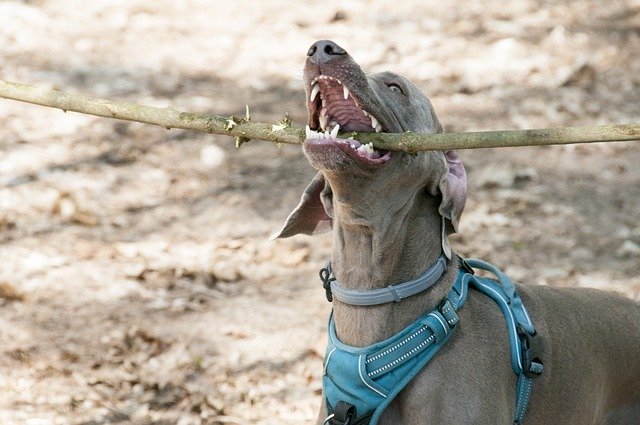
[272,40,640,424]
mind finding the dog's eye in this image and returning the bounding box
[386,83,404,94]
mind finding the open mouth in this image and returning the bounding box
[304,75,391,166]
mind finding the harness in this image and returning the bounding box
[320,257,544,425]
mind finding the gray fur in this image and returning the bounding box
[276,40,640,424]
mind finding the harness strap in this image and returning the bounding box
[462,259,544,424]
[366,299,458,379]
[321,258,543,425]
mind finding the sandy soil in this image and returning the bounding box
[1,1,639,424]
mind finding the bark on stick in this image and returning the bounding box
[1,79,638,152]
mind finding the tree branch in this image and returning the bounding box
[1,78,638,152]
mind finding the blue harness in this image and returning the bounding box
[321,258,543,425]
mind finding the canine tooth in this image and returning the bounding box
[370,115,379,130]
[331,124,340,139]
[375,123,383,132]
[310,84,320,102]
[343,85,349,100]
[305,125,314,138]
[319,115,328,131]
[363,110,370,117]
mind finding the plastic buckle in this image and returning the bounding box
[332,401,356,425]
[319,265,335,302]
[458,257,475,275]
[517,325,543,378]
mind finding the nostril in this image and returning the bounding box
[307,40,347,62]
[324,43,346,56]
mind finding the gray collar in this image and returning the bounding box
[319,256,448,306]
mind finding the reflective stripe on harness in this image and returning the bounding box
[322,258,544,425]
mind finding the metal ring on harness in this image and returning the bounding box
[323,413,353,425]
[323,414,335,425]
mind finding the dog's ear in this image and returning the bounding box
[270,172,333,239]
[437,150,467,253]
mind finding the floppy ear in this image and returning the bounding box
[438,150,467,234]
[270,172,333,239]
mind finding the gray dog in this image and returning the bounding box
[273,40,640,424]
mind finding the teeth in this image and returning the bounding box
[310,84,320,102]
[305,125,314,138]
[319,115,328,131]
[363,110,370,117]
[356,142,376,155]
[330,124,340,139]
[324,130,331,139]
[343,85,349,100]
[375,124,383,132]
[370,115,379,130]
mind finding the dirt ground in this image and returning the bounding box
[1,1,639,424]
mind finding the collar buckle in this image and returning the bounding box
[458,257,475,275]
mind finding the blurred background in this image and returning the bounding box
[0,1,639,423]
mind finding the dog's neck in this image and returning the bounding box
[330,193,457,347]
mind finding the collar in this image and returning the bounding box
[319,255,447,306]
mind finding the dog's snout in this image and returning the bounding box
[307,40,347,64]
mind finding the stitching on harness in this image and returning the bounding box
[358,355,387,398]
[366,326,428,363]
[516,378,533,418]
[368,334,435,377]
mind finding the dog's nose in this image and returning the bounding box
[307,40,347,64]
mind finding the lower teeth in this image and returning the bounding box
[304,125,382,158]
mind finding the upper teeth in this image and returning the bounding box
[319,115,328,130]
[309,75,351,104]
[370,115,380,131]
[310,84,320,102]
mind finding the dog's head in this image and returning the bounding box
[272,40,466,256]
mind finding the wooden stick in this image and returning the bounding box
[1,78,638,152]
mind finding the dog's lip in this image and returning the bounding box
[303,135,392,168]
